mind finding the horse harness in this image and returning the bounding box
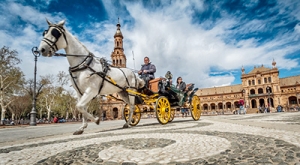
[54,53,138,97]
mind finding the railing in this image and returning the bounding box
[249,93,273,97]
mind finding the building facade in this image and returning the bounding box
[196,60,300,114]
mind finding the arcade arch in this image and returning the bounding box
[251,99,257,108]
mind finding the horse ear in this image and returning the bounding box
[46,18,52,26]
[57,20,65,27]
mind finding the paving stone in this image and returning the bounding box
[0,113,299,164]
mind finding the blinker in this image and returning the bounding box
[51,28,61,39]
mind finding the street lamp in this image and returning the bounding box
[242,89,246,114]
[267,86,271,112]
[30,47,40,126]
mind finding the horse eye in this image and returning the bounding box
[43,30,48,36]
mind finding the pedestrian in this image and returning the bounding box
[238,98,244,115]
[53,116,58,123]
[264,106,268,113]
[181,108,186,118]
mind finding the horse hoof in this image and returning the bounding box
[73,130,84,135]
[123,124,129,128]
[95,117,100,125]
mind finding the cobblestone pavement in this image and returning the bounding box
[0,112,300,165]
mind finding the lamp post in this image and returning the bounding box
[242,89,246,103]
[30,47,40,126]
[267,86,271,112]
[242,89,246,114]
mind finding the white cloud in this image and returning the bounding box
[0,0,299,90]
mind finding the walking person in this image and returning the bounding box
[238,98,244,115]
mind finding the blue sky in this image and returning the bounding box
[0,0,300,89]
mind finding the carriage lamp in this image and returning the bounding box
[30,47,40,126]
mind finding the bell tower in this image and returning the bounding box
[111,18,126,68]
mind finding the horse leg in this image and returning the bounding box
[123,95,135,128]
[73,91,99,135]
[73,115,88,135]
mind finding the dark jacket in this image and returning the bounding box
[138,62,156,79]
[176,82,186,91]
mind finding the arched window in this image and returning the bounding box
[264,78,267,83]
[113,60,115,65]
[258,88,263,94]
[120,59,122,65]
[117,41,119,47]
[258,79,261,84]
[248,80,251,86]
[250,89,255,95]
[268,77,271,83]
[266,87,272,93]
[252,80,255,85]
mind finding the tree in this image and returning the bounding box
[8,95,31,124]
[0,46,24,125]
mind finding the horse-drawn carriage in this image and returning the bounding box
[122,72,201,126]
[37,19,201,135]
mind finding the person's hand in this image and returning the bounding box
[143,70,147,73]
[138,70,142,74]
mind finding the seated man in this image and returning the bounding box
[138,56,156,88]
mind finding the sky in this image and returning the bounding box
[1,0,300,89]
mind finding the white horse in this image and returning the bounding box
[38,19,145,135]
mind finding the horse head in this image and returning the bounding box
[38,19,68,57]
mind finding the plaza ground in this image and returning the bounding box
[0,112,299,164]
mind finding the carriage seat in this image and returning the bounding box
[149,77,164,93]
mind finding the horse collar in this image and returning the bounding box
[69,53,94,73]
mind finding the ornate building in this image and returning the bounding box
[100,20,127,120]
[196,60,300,114]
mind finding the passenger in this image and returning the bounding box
[176,77,186,92]
[138,57,156,88]
[176,77,186,106]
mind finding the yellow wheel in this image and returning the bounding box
[169,109,176,122]
[190,95,201,120]
[155,96,171,124]
[123,104,141,126]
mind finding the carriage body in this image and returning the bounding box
[123,76,201,126]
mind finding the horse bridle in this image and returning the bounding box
[42,25,68,52]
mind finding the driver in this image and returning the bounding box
[138,56,156,88]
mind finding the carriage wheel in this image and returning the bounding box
[123,104,141,126]
[190,95,201,120]
[155,96,171,124]
[169,109,176,122]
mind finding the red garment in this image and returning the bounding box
[239,99,244,106]
[53,117,58,123]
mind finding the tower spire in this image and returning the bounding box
[272,58,276,68]
[111,19,126,68]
